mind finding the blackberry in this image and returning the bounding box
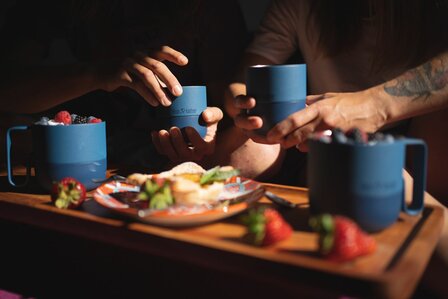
[73,115,88,124]
[346,128,367,144]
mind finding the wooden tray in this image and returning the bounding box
[0,173,443,299]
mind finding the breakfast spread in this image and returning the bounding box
[127,162,240,208]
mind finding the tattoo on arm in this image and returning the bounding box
[384,56,448,100]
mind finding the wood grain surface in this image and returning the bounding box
[0,169,443,299]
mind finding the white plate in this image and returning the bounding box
[93,176,264,227]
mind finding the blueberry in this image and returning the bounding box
[35,116,49,125]
[384,134,394,143]
[331,128,347,143]
[71,114,78,123]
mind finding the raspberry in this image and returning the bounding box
[88,117,102,123]
[54,111,72,125]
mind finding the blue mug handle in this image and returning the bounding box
[401,138,427,215]
[6,126,31,187]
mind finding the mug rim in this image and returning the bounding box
[308,138,405,148]
[249,63,306,69]
[32,122,106,128]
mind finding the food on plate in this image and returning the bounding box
[137,179,174,210]
[127,162,240,208]
[310,214,377,262]
[51,177,86,209]
[241,207,293,246]
[126,161,206,186]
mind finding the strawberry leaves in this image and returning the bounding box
[310,214,377,262]
[199,166,240,185]
[51,177,86,209]
[242,207,292,246]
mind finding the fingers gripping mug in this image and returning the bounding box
[157,86,207,139]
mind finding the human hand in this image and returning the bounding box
[266,89,388,151]
[151,107,223,163]
[232,95,276,144]
[98,46,188,107]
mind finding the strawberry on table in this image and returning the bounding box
[242,207,293,246]
[54,110,72,125]
[51,177,86,209]
[310,214,376,262]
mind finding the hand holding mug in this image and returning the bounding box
[97,45,188,107]
[152,107,223,163]
[266,90,388,151]
[233,95,273,144]
[234,64,307,144]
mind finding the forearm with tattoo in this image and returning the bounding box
[384,55,448,100]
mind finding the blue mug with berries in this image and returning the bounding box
[307,128,427,232]
[6,111,107,191]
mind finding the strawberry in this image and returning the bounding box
[51,177,86,209]
[54,110,72,125]
[310,214,376,262]
[242,207,292,246]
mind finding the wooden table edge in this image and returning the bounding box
[0,185,444,298]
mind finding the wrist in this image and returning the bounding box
[366,85,396,129]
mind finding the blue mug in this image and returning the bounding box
[7,122,107,191]
[307,138,427,232]
[157,86,207,139]
[246,64,307,135]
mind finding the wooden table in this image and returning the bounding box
[0,168,443,299]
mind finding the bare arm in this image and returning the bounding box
[0,63,99,113]
[210,53,286,180]
[0,39,188,114]
[266,51,448,150]
[381,51,448,123]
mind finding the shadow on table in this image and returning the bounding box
[0,175,47,195]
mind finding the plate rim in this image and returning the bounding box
[93,176,264,226]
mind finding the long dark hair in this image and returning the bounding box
[308,0,448,71]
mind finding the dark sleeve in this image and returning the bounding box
[197,0,249,88]
[0,0,69,66]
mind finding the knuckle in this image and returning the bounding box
[290,117,301,128]
[149,60,164,71]
[142,72,154,82]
